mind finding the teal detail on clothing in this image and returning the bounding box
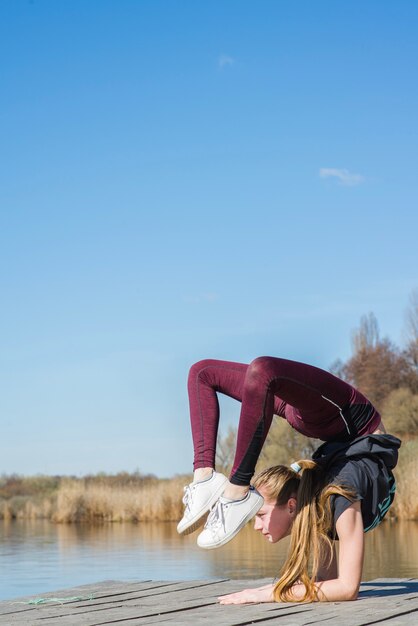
[364,480,396,532]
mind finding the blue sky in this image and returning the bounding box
[1,0,417,477]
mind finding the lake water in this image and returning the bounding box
[1,520,417,601]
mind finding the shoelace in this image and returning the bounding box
[204,499,227,535]
[182,484,194,513]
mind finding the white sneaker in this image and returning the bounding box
[177,471,228,535]
[197,487,264,549]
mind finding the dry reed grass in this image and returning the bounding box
[0,496,54,521]
[390,438,418,520]
[52,476,188,523]
[0,476,189,523]
[1,438,417,523]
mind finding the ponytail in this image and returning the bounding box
[273,460,356,602]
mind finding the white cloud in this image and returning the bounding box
[183,292,219,304]
[218,54,235,68]
[319,168,365,186]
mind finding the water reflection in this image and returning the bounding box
[1,520,417,601]
[363,521,418,580]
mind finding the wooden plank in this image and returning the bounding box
[0,579,417,625]
[0,580,234,625]
[0,580,229,617]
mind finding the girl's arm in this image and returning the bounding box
[292,501,364,601]
[218,583,274,604]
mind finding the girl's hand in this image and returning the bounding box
[218,584,274,604]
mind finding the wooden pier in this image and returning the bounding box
[1,578,417,625]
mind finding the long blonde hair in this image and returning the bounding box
[253,460,356,603]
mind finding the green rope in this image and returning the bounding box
[14,594,94,605]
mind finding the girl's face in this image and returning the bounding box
[253,488,296,543]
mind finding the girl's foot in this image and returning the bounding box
[222,483,250,500]
[197,487,264,549]
[177,471,228,535]
[194,467,214,482]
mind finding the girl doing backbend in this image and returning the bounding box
[177,356,400,603]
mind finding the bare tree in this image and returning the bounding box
[337,312,418,407]
[405,288,418,370]
[351,312,380,353]
[216,426,237,475]
[215,420,320,478]
[329,358,345,379]
[258,418,319,471]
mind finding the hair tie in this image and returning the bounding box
[290,462,302,474]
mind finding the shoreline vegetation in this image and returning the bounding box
[0,472,187,524]
[3,300,418,524]
[1,436,417,524]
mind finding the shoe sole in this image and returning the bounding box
[177,478,228,536]
[197,496,263,549]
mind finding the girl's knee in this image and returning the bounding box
[189,359,211,377]
[247,356,276,378]
[188,359,219,384]
[244,357,277,392]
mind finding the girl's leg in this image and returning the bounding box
[178,360,249,536]
[187,359,248,474]
[229,356,360,486]
[188,358,285,474]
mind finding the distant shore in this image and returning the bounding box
[0,472,186,523]
[1,437,417,523]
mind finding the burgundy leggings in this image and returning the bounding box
[187,357,381,486]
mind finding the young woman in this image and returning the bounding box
[218,435,399,603]
[177,356,400,601]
